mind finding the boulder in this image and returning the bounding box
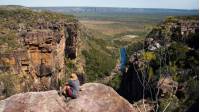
[0,83,137,112]
[67,83,136,112]
[0,90,69,112]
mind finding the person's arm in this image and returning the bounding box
[68,80,73,86]
[65,81,69,86]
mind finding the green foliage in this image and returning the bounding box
[140,17,198,112]
[107,74,122,90]
[0,30,19,52]
[82,47,116,82]
[142,51,156,61]
[0,8,76,27]
[126,42,143,56]
[147,66,154,81]
[80,27,117,82]
[65,58,75,72]
[165,16,178,23]
[177,78,199,111]
[186,78,199,101]
[0,72,34,98]
[159,95,180,112]
[0,73,21,97]
[0,8,77,53]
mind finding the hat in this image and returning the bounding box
[70,73,78,80]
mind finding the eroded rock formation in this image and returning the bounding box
[0,8,79,95]
[0,83,137,112]
[145,16,199,51]
[117,16,198,112]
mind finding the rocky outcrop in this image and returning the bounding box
[65,24,78,59]
[145,16,199,51]
[0,8,79,96]
[0,90,69,112]
[0,83,137,112]
[118,16,198,111]
[67,83,136,112]
[0,23,78,91]
[0,82,5,100]
[118,60,144,103]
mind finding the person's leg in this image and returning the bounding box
[63,86,67,94]
[60,86,73,102]
[66,86,73,97]
[59,85,67,97]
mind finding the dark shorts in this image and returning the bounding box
[66,87,73,97]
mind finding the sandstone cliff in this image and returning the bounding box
[0,8,79,97]
[145,16,199,51]
[118,16,198,111]
[0,83,136,112]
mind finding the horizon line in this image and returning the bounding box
[1,5,199,10]
[31,6,199,10]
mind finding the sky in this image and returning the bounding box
[0,0,199,9]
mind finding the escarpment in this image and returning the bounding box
[118,16,198,111]
[0,8,79,97]
[145,16,199,50]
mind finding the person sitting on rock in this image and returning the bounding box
[62,73,80,99]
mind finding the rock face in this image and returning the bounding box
[0,90,69,112]
[0,23,78,91]
[118,16,198,111]
[0,83,136,112]
[145,16,199,51]
[119,16,199,104]
[0,8,79,94]
[118,60,144,103]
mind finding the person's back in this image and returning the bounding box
[68,79,80,98]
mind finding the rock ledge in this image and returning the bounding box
[0,83,136,112]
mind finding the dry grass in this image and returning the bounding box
[80,20,145,37]
[80,20,119,25]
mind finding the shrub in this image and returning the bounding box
[107,74,122,90]
[142,51,156,61]
[0,73,21,97]
[82,47,116,82]
[159,95,180,112]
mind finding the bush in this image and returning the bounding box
[142,51,156,61]
[107,74,122,90]
[159,95,180,112]
[82,48,116,82]
[0,73,21,97]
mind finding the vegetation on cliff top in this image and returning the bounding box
[0,7,79,97]
[0,6,198,111]
[117,16,198,111]
[0,7,77,52]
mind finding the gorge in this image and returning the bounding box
[0,6,199,112]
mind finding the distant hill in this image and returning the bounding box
[31,7,198,15]
[0,5,28,10]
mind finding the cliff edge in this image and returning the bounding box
[0,83,136,112]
